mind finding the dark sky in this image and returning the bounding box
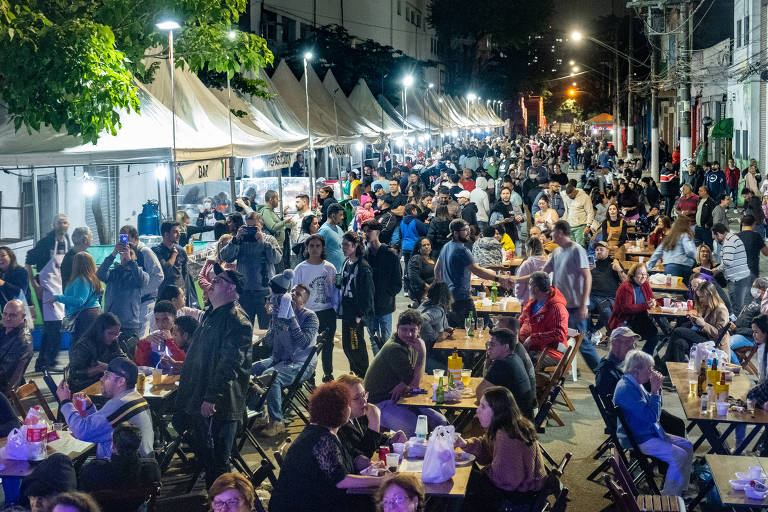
[551,0,627,31]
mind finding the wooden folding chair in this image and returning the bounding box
[9,380,55,421]
[734,344,759,376]
[2,354,31,395]
[535,345,573,427]
[536,331,583,411]
[529,452,572,512]
[88,482,161,512]
[608,445,686,512]
[614,406,661,494]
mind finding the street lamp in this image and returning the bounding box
[571,31,583,41]
[303,51,315,201]
[156,19,181,215]
[572,66,580,72]
[401,74,414,161]
[568,59,575,65]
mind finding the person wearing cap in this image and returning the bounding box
[57,356,153,459]
[435,219,514,327]
[477,326,535,420]
[705,160,727,200]
[318,203,346,272]
[588,241,626,342]
[361,219,402,356]
[252,271,318,437]
[456,190,478,227]
[219,211,281,330]
[174,264,252,487]
[20,453,77,512]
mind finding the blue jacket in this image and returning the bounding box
[647,233,696,269]
[613,374,664,448]
[704,170,727,199]
[400,215,428,252]
[55,277,101,316]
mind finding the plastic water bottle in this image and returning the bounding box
[415,415,428,441]
[688,346,697,371]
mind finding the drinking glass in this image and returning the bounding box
[461,370,472,387]
[476,317,485,338]
[433,369,445,379]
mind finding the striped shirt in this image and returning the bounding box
[720,233,751,282]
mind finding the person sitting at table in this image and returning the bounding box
[494,223,516,255]
[514,238,549,304]
[477,327,535,421]
[0,299,33,393]
[729,279,768,364]
[417,282,453,372]
[518,272,569,368]
[689,270,731,311]
[336,374,407,472]
[608,263,659,354]
[153,284,205,329]
[48,492,103,512]
[647,215,697,284]
[595,327,686,437]
[664,280,730,362]
[208,473,257,512]
[533,195,559,234]
[20,453,77,512]
[694,244,721,279]
[648,215,672,248]
[613,350,693,496]
[363,309,447,436]
[472,226,505,267]
[406,237,435,305]
[269,382,384,512]
[597,204,628,246]
[252,278,318,438]
[617,181,641,220]
[57,356,154,459]
[455,386,547,510]
[67,313,126,393]
[589,241,627,343]
[79,423,161,492]
[133,300,187,368]
[161,315,199,374]
[374,473,425,512]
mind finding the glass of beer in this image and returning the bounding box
[688,380,697,395]
[461,370,471,387]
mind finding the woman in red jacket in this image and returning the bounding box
[519,272,569,368]
[609,263,659,354]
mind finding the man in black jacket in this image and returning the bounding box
[588,242,626,341]
[174,265,252,487]
[456,190,478,227]
[0,300,32,393]
[152,221,189,301]
[361,220,402,354]
[659,163,680,216]
[695,186,716,249]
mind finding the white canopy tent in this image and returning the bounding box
[348,79,403,134]
[322,70,382,135]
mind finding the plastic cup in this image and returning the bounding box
[53,423,63,432]
[638,256,645,263]
[716,401,729,416]
[663,297,671,308]
[152,368,163,385]
[748,399,757,415]
[433,369,445,379]
[386,452,400,472]
[751,466,764,479]
[392,443,405,456]
[478,292,486,299]
[688,380,697,395]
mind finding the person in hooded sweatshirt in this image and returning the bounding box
[399,204,428,266]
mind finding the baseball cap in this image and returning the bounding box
[107,356,139,388]
[594,241,609,249]
[610,326,641,343]
[213,263,245,295]
[457,190,471,199]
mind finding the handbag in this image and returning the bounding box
[61,288,95,333]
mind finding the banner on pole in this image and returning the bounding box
[178,159,230,185]
[263,152,294,171]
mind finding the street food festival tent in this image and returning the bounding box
[322,70,383,134]
[348,78,403,134]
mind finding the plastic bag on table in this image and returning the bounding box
[421,425,456,483]
[5,427,27,460]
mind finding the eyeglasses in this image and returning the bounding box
[211,497,241,511]
[103,370,126,381]
[380,495,409,506]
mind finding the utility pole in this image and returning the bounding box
[627,14,634,151]
[678,3,692,165]
[614,40,621,158]
[650,11,659,181]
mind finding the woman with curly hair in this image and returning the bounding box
[375,473,425,512]
[269,382,383,512]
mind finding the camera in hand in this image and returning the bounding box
[242,226,260,241]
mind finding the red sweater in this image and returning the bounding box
[134,337,186,367]
[519,287,568,357]
[608,280,655,330]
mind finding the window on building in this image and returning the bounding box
[300,23,312,40]
[416,11,421,28]
[263,10,277,41]
[20,174,58,242]
[282,17,296,43]
[736,20,742,48]
[397,0,402,15]
[743,129,749,158]
[405,6,411,23]
[735,129,741,157]
[744,16,749,45]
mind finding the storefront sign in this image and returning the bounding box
[264,152,293,171]
[177,159,230,185]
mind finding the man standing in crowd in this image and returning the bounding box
[532,180,565,218]
[737,215,768,283]
[456,191,478,227]
[318,203,346,272]
[120,225,164,335]
[0,299,32,392]
[470,176,490,230]
[435,219,514,327]
[694,185,716,248]
[361,220,402,355]
[60,227,92,287]
[565,183,594,246]
[251,282,318,437]
[26,213,70,371]
[675,184,699,225]
[384,179,407,218]
[712,223,752,312]
[219,212,281,330]
[543,220,600,372]
[152,221,188,300]
[288,194,313,248]
[175,265,252,487]
[742,188,766,239]
[527,156,548,183]
[258,190,295,252]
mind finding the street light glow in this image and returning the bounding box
[354,142,364,151]
[438,97,444,103]
[228,31,236,40]
[402,75,414,87]
[428,83,434,89]
[303,52,313,60]
[568,89,575,96]
[572,66,580,72]
[572,82,577,86]
[156,21,181,30]
[571,31,583,41]
[467,93,477,101]
[568,59,575,65]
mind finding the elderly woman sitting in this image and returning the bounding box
[614,350,693,497]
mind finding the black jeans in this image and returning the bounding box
[37,320,62,370]
[173,412,240,488]
[238,290,268,330]
[341,318,369,377]
[316,308,338,379]
[665,327,707,363]
[448,298,476,329]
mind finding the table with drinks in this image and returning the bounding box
[433,329,488,353]
[398,372,481,432]
[666,361,768,456]
[648,300,692,318]
[473,297,521,316]
[78,371,180,402]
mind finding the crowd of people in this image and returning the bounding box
[0,131,767,510]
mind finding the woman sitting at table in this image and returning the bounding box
[67,313,125,392]
[455,386,547,511]
[597,204,628,246]
[613,350,693,496]
[609,263,659,354]
[472,226,505,267]
[533,195,558,234]
[648,215,672,248]
[417,282,453,372]
[494,223,516,255]
[689,271,731,311]
[647,215,697,284]
[269,382,383,512]
[207,473,256,512]
[407,237,435,305]
[514,237,548,304]
[374,473,425,512]
[664,281,730,362]
[693,244,726,288]
[729,281,768,365]
[617,182,642,220]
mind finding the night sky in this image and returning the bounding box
[551,0,628,30]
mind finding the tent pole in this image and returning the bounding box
[32,167,40,243]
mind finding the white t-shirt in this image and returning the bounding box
[293,260,338,312]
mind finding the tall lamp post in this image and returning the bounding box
[426,82,434,151]
[303,52,315,202]
[401,74,414,163]
[466,93,476,139]
[156,20,181,216]
[227,30,237,212]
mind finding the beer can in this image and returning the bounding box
[74,395,88,417]
[687,300,694,310]
[136,373,146,393]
